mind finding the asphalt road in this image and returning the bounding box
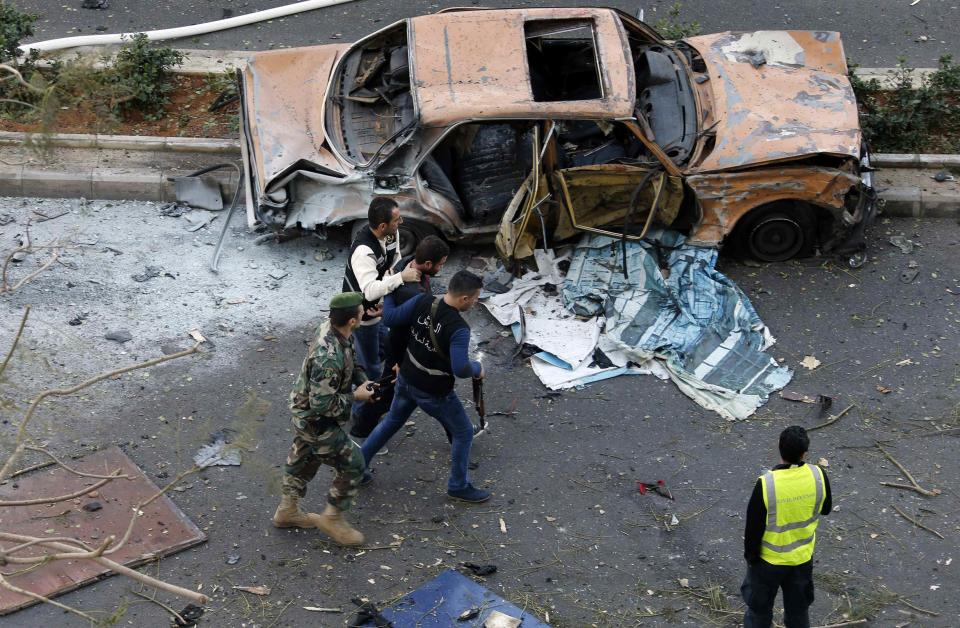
[1,195,958,627]
[16,0,960,67]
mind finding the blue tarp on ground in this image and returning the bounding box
[373,569,551,627]
[561,231,792,420]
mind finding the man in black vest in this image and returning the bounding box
[343,197,420,421]
[360,270,490,503]
[350,235,450,440]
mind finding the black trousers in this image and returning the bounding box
[350,361,396,438]
[741,559,814,628]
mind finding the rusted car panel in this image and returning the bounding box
[238,7,876,265]
[242,45,349,192]
[686,166,861,245]
[686,31,861,172]
[409,8,636,127]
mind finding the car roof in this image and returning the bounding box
[408,7,636,127]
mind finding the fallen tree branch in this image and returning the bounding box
[898,596,939,616]
[129,588,186,624]
[0,471,122,506]
[106,466,200,556]
[876,442,940,497]
[0,64,46,94]
[0,306,29,379]
[807,404,855,431]
[0,532,209,604]
[4,247,61,293]
[2,535,115,564]
[0,572,97,623]
[0,343,201,481]
[24,446,133,481]
[811,621,868,628]
[891,504,944,539]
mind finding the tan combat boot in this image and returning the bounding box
[272,495,324,529]
[315,503,364,546]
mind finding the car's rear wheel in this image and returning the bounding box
[735,202,815,263]
[397,220,437,258]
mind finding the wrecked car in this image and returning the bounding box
[238,7,875,264]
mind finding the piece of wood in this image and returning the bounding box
[876,442,940,497]
[808,404,854,431]
[891,504,944,539]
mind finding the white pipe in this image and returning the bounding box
[18,0,361,55]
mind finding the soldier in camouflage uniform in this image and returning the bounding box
[273,292,375,546]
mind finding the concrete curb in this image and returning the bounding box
[0,131,239,154]
[0,133,956,219]
[873,153,960,169]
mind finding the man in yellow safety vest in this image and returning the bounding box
[741,426,832,628]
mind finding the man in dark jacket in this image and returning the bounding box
[350,235,450,440]
[360,270,490,503]
[742,426,832,628]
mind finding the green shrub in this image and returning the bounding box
[104,33,184,118]
[850,55,960,153]
[0,3,37,65]
[653,3,701,40]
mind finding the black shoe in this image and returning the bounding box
[447,484,491,503]
[360,470,373,486]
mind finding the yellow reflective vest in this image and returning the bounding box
[759,463,826,566]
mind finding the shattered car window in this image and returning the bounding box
[524,19,603,102]
[325,22,414,165]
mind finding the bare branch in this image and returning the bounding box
[0,306,29,379]
[0,343,201,481]
[6,247,61,293]
[0,223,31,292]
[891,504,944,539]
[24,446,133,480]
[0,64,45,93]
[8,460,56,479]
[876,442,940,497]
[2,535,115,564]
[2,536,93,557]
[107,466,200,556]
[807,404,855,431]
[0,532,209,604]
[0,471,122,507]
[129,589,187,624]
[0,572,98,623]
[0,98,36,109]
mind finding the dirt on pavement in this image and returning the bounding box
[0,197,958,627]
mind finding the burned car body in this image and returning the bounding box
[239,7,875,263]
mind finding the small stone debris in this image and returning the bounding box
[131,266,162,283]
[104,330,133,343]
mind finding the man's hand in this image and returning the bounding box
[365,303,383,318]
[353,382,376,402]
[478,364,485,380]
[392,363,400,377]
[400,261,421,283]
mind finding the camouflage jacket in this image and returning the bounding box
[289,321,367,425]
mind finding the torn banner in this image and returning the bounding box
[485,231,791,420]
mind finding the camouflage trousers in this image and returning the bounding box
[281,418,364,511]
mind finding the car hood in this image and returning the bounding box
[242,44,350,191]
[686,30,861,172]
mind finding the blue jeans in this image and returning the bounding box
[352,322,387,416]
[361,376,473,492]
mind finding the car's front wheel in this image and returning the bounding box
[734,202,815,263]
